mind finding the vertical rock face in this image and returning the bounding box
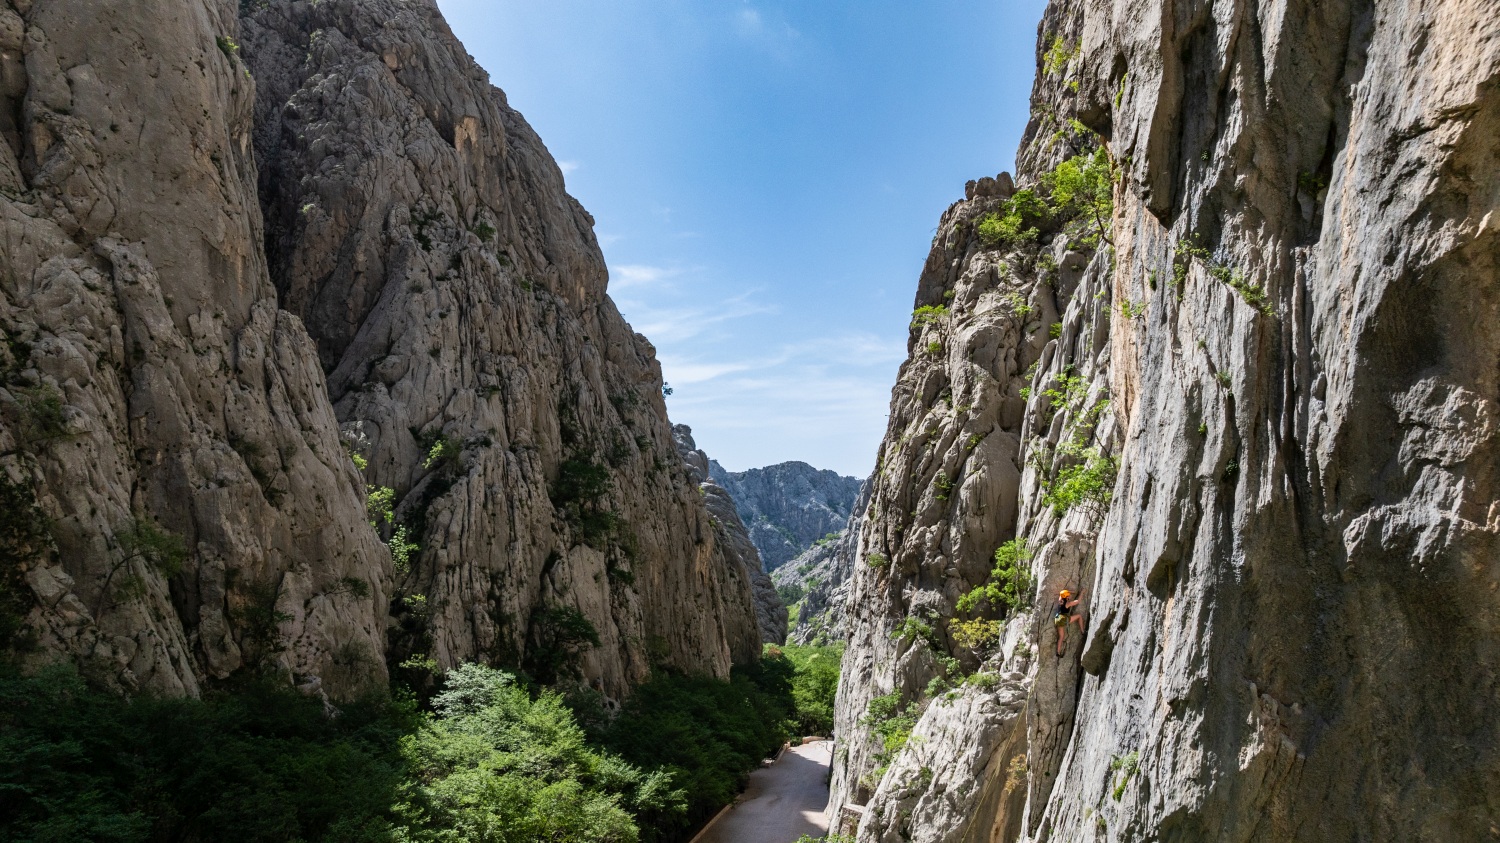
[0,0,389,699]
[772,478,871,644]
[676,425,787,645]
[241,0,761,694]
[833,1,1500,841]
[710,459,862,570]
[1,0,761,701]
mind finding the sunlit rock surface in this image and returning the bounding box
[711,458,862,571]
[831,0,1500,840]
[0,0,762,701]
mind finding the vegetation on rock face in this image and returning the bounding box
[859,691,918,786]
[910,304,950,329]
[0,474,50,651]
[977,147,1115,253]
[1041,444,1118,516]
[953,539,1036,654]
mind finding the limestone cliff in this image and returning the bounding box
[711,459,862,570]
[772,478,871,645]
[0,0,389,699]
[677,425,787,645]
[0,0,761,703]
[831,1,1500,841]
[241,0,761,695]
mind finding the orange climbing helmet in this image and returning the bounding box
[1060,590,1072,599]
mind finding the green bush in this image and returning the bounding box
[0,662,413,843]
[776,643,842,735]
[859,691,917,783]
[395,664,675,843]
[552,454,627,548]
[956,539,1035,621]
[976,189,1047,249]
[594,656,793,840]
[523,606,601,686]
[1042,445,1118,516]
[1043,147,1114,248]
[909,304,949,329]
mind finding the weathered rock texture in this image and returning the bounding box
[771,478,871,644]
[0,0,761,702]
[677,425,787,644]
[0,0,390,699]
[831,1,1500,841]
[711,458,862,570]
[241,0,761,695]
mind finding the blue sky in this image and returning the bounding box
[436,0,1048,477]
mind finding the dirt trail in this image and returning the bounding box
[693,740,833,843]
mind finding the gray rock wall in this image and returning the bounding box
[0,0,762,702]
[772,478,871,645]
[711,458,862,570]
[832,0,1500,840]
[677,425,787,645]
[0,0,389,699]
[242,0,762,694]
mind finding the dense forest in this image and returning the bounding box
[0,644,842,842]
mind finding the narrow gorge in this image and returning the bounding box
[1,0,1496,841]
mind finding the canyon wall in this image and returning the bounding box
[677,425,787,645]
[711,459,862,570]
[241,0,761,697]
[0,0,390,699]
[831,1,1500,841]
[773,478,870,645]
[1,0,761,702]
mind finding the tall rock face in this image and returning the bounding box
[832,1,1499,841]
[772,478,871,645]
[241,0,761,694]
[0,0,390,699]
[710,459,862,570]
[676,426,787,645]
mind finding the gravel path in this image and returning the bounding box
[692,740,833,843]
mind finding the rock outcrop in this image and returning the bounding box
[771,478,871,644]
[0,0,389,699]
[677,425,787,645]
[241,0,761,694]
[1,0,762,702]
[831,1,1500,840]
[711,459,862,570]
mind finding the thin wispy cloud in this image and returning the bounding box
[437,0,1050,474]
[558,160,580,174]
[732,5,800,59]
[611,264,677,289]
[616,291,774,344]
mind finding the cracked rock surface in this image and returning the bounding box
[241,0,761,695]
[1,0,761,701]
[832,0,1500,841]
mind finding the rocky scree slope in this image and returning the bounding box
[711,458,862,570]
[0,0,761,703]
[677,425,788,644]
[771,477,871,645]
[241,0,762,696]
[830,0,1499,841]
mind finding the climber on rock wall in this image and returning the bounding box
[1055,590,1085,657]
